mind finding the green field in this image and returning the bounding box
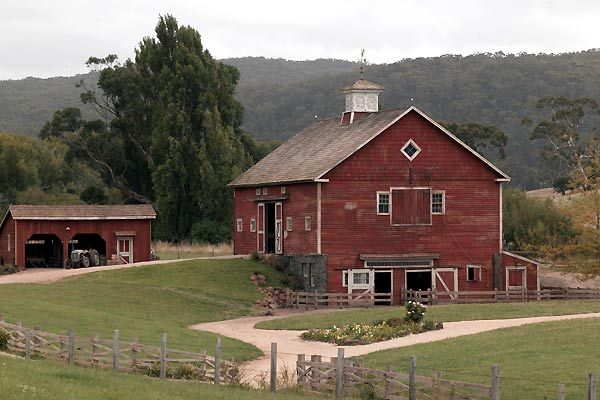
[0,259,282,361]
[0,355,320,400]
[256,301,600,330]
[362,318,600,400]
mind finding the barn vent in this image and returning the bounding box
[340,78,384,125]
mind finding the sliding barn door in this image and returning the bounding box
[433,268,458,301]
[275,202,283,254]
[257,203,265,253]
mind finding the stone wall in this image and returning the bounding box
[281,254,327,291]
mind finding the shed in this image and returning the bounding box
[0,204,156,269]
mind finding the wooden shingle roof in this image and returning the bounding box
[7,204,156,220]
[229,106,510,188]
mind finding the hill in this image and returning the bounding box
[3,51,600,187]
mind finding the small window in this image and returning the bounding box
[342,271,348,287]
[281,186,286,194]
[305,216,312,231]
[432,191,445,215]
[309,263,314,286]
[256,188,261,196]
[286,217,293,232]
[249,218,257,232]
[262,188,268,195]
[302,262,309,278]
[377,192,390,215]
[401,139,422,161]
[7,234,11,252]
[467,265,481,281]
[353,272,370,285]
[236,218,243,232]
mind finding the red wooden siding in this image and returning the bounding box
[391,188,431,225]
[0,215,16,266]
[501,252,538,290]
[321,110,502,294]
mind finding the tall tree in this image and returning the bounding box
[441,122,507,158]
[41,15,254,242]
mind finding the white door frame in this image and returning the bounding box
[257,203,265,253]
[506,266,527,290]
[275,202,283,254]
[347,268,372,294]
[373,269,393,294]
[433,267,458,299]
[404,268,434,291]
[116,237,133,264]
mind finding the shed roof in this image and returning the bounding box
[229,106,510,187]
[341,78,385,92]
[6,204,156,221]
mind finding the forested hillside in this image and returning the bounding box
[3,51,600,188]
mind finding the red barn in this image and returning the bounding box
[0,204,156,269]
[230,79,538,304]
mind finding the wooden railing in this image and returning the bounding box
[297,353,493,399]
[0,319,238,383]
[405,288,600,305]
[287,291,393,309]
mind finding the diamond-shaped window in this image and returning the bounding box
[401,139,421,161]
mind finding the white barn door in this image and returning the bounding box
[275,202,283,254]
[257,203,265,253]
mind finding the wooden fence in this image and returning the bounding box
[297,349,494,400]
[286,291,393,309]
[405,288,600,305]
[0,319,239,384]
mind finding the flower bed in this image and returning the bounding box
[300,301,443,346]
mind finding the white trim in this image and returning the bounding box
[376,191,390,215]
[317,182,322,254]
[342,270,348,287]
[281,186,286,194]
[506,266,527,290]
[285,216,293,232]
[256,188,261,196]
[116,236,133,264]
[314,179,329,183]
[304,216,312,231]
[404,268,433,292]
[249,218,256,233]
[401,139,422,161]
[502,250,541,265]
[257,203,265,253]
[389,187,432,226]
[347,269,371,293]
[431,190,445,215]
[499,183,503,251]
[12,216,156,220]
[14,220,17,266]
[275,202,283,254]
[236,218,243,232]
[374,269,393,296]
[7,233,10,252]
[466,265,482,281]
[316,105,510,181]
[349,111,355,124]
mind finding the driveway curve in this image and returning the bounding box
[191,311,600,383]
[0,255,245,285]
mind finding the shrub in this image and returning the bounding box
[0,264,17,275]
[0,328,10,351]
[404,301,427,323]
[384,317,404,327]
[171,363,197,380]
[251,251,260,261]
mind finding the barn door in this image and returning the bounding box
[257,203,265,253]
[506,267,526,290]
[433,268,458,301]
[275,202,283,254]
[117,237,133,264]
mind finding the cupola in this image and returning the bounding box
[340,78,384,125]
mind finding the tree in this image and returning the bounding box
[40,15,255,242]
[441,122,507,158]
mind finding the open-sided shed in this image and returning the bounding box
[0,204,156,269]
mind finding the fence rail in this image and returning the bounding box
[405,288,600,305]
[0,319,238,383]
[287,291,393,309]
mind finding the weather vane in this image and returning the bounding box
[360,48,366,77]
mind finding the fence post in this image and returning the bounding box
[68,330,75,365]
[113,330,120,371]
[131,337,138,368]
[491,365,500,400]
[92,335,98,364]
[60,332,66,360]
[214,337,221,385]
[558,383,565,400]
[24,329,31,360]
[298,354,306,385]
[409,356,417,400]
[434,371,442,400]
[589,373,597,400]
[335,347,345,399]
[199,349,207,381]
[33,325,41,354]
[270,342,277,393]
[385,365,393,398]
[159,333,167,379]
[314,288,318,310]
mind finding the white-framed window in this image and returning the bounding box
[286,217,293,232]
[305,216,312,231]
[302,262,315,287]
[262,188,268,195]
[467,265,481,281]
[256,188,261,196]
[281,186,286,194]
[432,191,445,215]
[342,271,349,287]
[249,218,256,232]
[236,218,243,232]
[353,271,370,285]
[377,191,390,215]
[7,234,10,252]
[401,139,422,161]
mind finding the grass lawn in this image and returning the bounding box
[362,318,600,400]
[0,259,281,361]
[0,355,321,400]
[256,301,600,330]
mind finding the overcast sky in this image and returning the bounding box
[1,0,599,80]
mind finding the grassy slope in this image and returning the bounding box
[363,318,600,400]
[256,301,600,330]
[0,259,280,361]
[0,355,321,400]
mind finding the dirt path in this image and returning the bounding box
[0,255,245,285]
[191,311,600,383]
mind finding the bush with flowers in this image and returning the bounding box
[300,301,442,345]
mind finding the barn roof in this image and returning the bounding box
[5,204,156,221]
[341,78,385,92]
[229,106,510,187]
